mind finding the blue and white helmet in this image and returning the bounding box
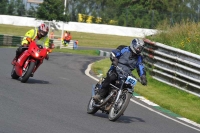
[130,38,145,55]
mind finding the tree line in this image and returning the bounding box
[1,0,200,29]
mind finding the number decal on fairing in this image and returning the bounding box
[125,76,137,86]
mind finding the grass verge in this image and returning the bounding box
[52,48,99,56]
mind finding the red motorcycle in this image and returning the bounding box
[11,38,54,83]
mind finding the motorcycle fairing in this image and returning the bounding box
[15,50,30,76]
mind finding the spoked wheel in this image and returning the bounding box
[21,61,35,83]
[87,97,99,114]
[11,66,19,79]
[108,91,132,121]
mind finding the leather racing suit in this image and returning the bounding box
[98,46,146,98]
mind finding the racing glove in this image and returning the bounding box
[22,44,28,47]
[140,75,147,85]
[112,57,118,66]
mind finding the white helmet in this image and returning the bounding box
[130,38,145,55]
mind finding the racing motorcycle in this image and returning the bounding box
[11,38,54,83]
[87,66,139,121]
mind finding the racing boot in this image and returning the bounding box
[11,57,17,65]
[45,54,49,60]
[93,88,108,103]
[11,51,20,65]
[93,94,102,103]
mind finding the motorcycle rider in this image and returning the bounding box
[93,38,147,102]
[11,23,50,65]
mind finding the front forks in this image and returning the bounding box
[114,90,122,106]
[114,80,124,106]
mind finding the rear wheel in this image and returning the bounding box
[21,61,35,83]
[11,66,19,79]
[87,97,99,114]
[108,91,132,121]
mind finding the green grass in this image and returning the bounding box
[66,31,133,48]
[1,24,200,124]
[0,24,35,36]
[148,21,200,55]
[52,48,100,56]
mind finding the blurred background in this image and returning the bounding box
[1,0,200,29]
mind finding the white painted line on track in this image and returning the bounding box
[85,63,99,82]
[131,99,200,131]
[134,96,159,106]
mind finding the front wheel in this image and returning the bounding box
[21,61,35,83]
[87,97,99,114]
[108,91,132,121]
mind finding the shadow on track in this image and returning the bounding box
[91,112,145,123]
[23,78,50,84]
[12,78,50,84]
[8,76,50,84]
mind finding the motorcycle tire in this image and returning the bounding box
[21,61,35,83]
[87,97,99,114]
[108,91,132,121]
[11,66,19,79]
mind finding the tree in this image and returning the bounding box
[0,0,8,14]
[27,5,37,17]
[36,0,67,21]
[15,0,26,16]
[1,0,200,28]
[7,0,15,15]
[7,0,26,16]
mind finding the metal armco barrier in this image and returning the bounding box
[143,39,200,97]
[99,50,110,57]
[0,34,23,46]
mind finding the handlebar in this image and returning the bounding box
[115,65,141,82]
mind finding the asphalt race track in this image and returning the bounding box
[0,48,199,133]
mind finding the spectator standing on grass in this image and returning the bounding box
[63,31,72,46]
[74,40,78,49]
[62,31,68,45]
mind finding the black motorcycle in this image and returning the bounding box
[87,66,139,121]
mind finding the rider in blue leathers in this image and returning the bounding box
[93,38,147,102]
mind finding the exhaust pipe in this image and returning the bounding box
[92,85,96,97]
